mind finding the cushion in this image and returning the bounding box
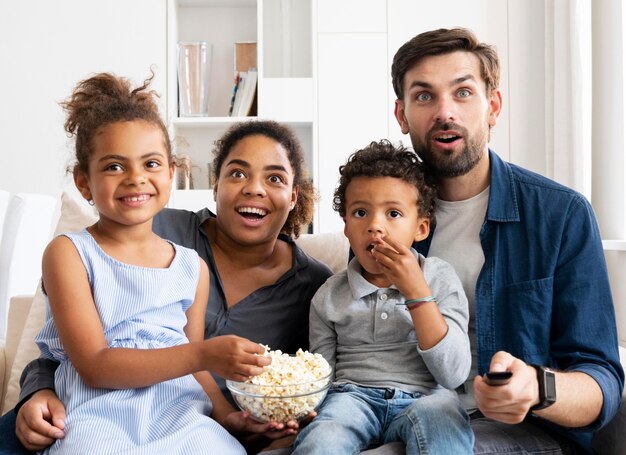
[295,231,349,274]
[2,193,96,413]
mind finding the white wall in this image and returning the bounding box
[0,0,167,199]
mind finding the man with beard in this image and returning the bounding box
[392,28,623,454]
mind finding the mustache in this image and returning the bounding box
[428,122,467,137]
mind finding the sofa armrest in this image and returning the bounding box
[1,295,34,413]
[3,292,43,415]
[0,340,6,413]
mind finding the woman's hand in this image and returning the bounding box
[223,410,299,438]
[15,389,66,451]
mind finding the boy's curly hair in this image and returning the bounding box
[333,139,436,223]
[212,120,316,238]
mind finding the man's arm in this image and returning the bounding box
[476,196,624,429]
[474,352,603,427]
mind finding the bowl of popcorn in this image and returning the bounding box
[226,347,332,423]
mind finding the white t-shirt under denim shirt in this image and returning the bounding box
[428,186,490,412]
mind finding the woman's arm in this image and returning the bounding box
[183,265,297,445]
[43,237,269,389]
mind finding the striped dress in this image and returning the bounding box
[35,229,245,455]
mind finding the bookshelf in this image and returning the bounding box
[167,0,315,211]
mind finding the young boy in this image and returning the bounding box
[293,140,473,454]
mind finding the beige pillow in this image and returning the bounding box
[295,231,349,274]
[3,193,96,413]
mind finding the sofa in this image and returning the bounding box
[1,192,625,454]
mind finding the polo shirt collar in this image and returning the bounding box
[346,249,422,300]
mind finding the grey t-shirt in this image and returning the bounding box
[309,250,471,394]
[18,208,333,407]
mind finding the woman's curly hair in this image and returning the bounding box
[62,70,171,175]
[211,120,316,238]
[333,139,436,224]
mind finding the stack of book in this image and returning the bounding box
[229,41,257,117]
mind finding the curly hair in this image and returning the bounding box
[333,140,436,224]
[391,27,500,100]
[211,120,316,238]
[62,70,171,175]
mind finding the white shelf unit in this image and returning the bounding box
[166,0,316,216]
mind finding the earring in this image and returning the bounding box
[289,201,295,210]
[88,199,95,206]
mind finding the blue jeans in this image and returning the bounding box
[0,411,32,455]
[292,383,474,455]
[470,413,580,454]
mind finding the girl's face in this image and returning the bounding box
[213,134,298,246]
[75,120,174,229]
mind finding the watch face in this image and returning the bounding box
[545,370,557,401]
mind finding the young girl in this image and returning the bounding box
[13,120,332,454]
[34,72,272,454]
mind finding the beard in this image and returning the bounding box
[410,122,488,178]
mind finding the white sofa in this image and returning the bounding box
[1,192,625,454]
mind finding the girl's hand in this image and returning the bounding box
[200,335,271,381]
[371,235,430,298]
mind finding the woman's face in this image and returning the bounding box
[213,134,298,246]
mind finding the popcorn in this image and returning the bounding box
[226,346,332,423]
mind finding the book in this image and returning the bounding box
[229,68,258,117]
[230,71,247,117]
[227,72,241,116]
[228,42,258,117]
[236,68,257,116]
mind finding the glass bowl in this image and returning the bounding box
[226,372,332,423]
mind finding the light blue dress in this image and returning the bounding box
[35,229,245,454]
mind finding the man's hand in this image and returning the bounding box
[473,351,539,423]
[15,389,66,451]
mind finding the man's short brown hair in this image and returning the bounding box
[391,27,500,100]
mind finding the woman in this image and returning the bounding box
[6,120,333,454]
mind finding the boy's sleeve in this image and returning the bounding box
[416,257,471,390]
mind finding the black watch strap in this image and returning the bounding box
[530,364,556,411]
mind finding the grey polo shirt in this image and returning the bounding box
[309,251,470,394]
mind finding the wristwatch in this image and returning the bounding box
[529,364,556,411]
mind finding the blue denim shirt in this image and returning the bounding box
[415,150,624,449]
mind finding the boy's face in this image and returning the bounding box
[343,176,430,286]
